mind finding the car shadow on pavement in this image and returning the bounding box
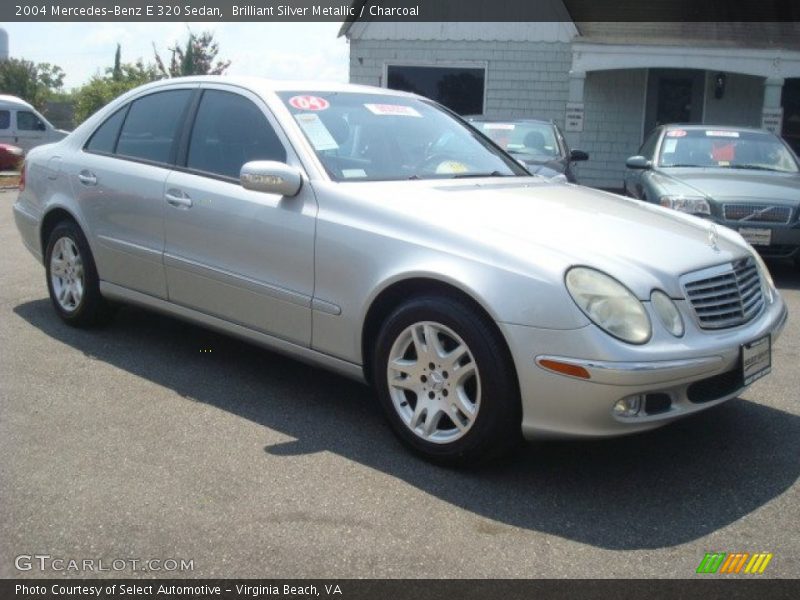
[767,259,800,291]
[13,298,800,551]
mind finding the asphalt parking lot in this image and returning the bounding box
[1,188,798,579]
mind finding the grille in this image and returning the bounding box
[723,204,792,224]
[683,258,764,330]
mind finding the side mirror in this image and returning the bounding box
[240,161,302,197]
[626,155,652,170]
[570,149,589,162]
[36,121,47,131]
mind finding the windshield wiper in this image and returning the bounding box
[665,164,704,168]
[452,171,509,178]
[728,164,784,172]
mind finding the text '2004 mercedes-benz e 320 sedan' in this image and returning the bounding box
[13,77,788,465]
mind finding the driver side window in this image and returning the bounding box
[639,129,660,160]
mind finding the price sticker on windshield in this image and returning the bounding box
[289,95,330,111]
[364,103,422,117]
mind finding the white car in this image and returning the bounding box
[13,77,788,465]
[0,94,68,153]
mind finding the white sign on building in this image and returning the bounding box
[761,108,783,134]
[565,102,584,132]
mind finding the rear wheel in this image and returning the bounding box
[373,296,521,466]
[45,221,110,327]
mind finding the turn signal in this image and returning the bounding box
[537,358,591,379]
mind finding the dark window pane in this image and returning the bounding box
[387,65,484,115]
[116,90,191,164]
[639,129,660,159]
[187,90,286,179]
[86,107,127,154]
[0,110,9,129]
[17,111,45,131]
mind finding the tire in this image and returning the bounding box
[44,220,111,327]
[373,295,522,466]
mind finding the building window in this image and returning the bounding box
[387,65,485,116]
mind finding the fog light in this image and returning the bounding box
[613,395,643,417]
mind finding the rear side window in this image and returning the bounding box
[116,90,192,164]
[0,110,9,129]
[85,107,128,154]
[17,111,45,131]
[186,90,287,180]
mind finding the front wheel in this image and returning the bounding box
[373,296,521,466]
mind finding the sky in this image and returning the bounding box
[1,22,350,90]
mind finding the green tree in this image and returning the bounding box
[72,58,161,124]
[0,58,65,110]
[153,30,230,77]
[112,44,123,82]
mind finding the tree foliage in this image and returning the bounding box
[73,59,161,124]
[0,58,65,110]
[153,31,231,78]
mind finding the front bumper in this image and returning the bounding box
[500,295,788,440]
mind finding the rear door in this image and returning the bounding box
[74,87,195,298]
[162,85,316,345]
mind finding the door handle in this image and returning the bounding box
[78,170,97,186]
[165,189,193,209]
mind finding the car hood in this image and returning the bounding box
[654,168,800,205]
[334,177,753,299]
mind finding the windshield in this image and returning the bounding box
[278,92,527,181]
[658,128,799,173]
[471,120,562,160]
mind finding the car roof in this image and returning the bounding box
[127,76,421,99]
[468,116,554,125]
[661,123,771,135]
[0,94,35,108]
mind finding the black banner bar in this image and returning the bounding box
[3,0,800,23]
[2,579,799,600]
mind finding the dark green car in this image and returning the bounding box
[624,124,800,262]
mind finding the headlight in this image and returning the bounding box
[651,290,684,337]
[659,195,710,215]
[751,251,775,304]
[565,267,652,344]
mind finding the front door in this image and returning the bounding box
[644,69,705,135]
[163,86,316,346]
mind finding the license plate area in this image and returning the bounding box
[738,227,772,246]
[742,335,771,386]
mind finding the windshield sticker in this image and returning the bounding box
[663,139,678,154]
[342,168,367,179]
[364,103,422,117]
[666,130,687,138]
[705,130,740,138]
[294,113,338,151]
[288,95,330,111]
[482,123,515,130]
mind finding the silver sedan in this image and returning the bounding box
[13,77,788,465]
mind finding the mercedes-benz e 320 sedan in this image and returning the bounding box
[13,78,788,464]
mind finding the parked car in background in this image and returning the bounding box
[0,142,24,171]
[14,78,787,465]
[0,95,68,153]
[624,124,800,262]
[467,117,589,182]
